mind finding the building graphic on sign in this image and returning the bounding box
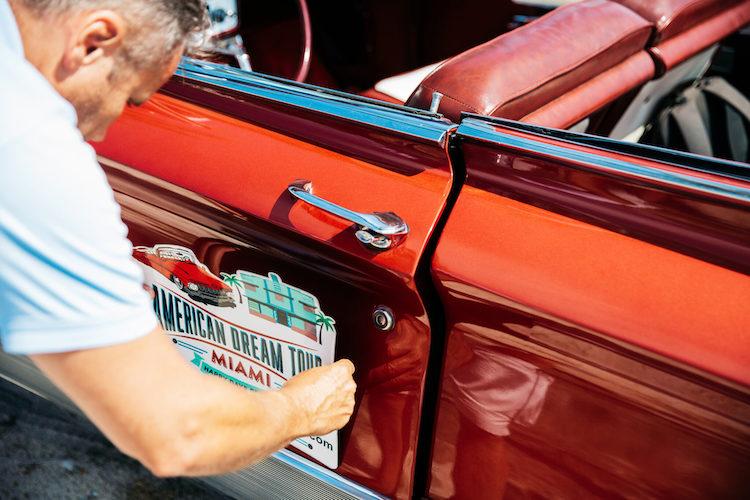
[237,271,329,343]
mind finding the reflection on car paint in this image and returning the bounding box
[431,333,553,498]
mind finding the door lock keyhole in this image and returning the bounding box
[372,306,395,332]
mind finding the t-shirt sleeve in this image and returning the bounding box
[0,122,157,354]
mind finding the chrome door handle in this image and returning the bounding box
[288,180,409,250]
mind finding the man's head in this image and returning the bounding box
[11,0,207,140]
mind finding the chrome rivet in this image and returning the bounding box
[372,306,395,332]
[355,230,374,245]
[356,229,392,250]
[429,92,444,113]
[370,236,392,249]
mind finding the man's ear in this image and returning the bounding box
[62,11,127,72]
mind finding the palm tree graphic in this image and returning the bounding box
[314,312,335,344]
[220,272,244,305]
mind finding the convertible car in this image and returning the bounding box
[1,0,749,498]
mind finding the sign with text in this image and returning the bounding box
[134,244,339,468]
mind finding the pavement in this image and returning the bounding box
[0,377,232,500]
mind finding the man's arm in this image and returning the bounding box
[2,123,355,475]
[31,326,356,477]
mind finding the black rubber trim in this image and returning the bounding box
[410,131,467,499]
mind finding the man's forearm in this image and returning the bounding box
[158,372,307,476]
[33,325,354,477]
[32,327,312,477]
[156,351,356,476]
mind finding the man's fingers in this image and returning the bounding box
[333,358,355,375]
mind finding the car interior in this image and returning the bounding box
[197,0,750,164]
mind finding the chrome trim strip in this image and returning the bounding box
[465,113,750,182]
[174,58,452,144]
[458,117,750,204]
[272,449,388,500]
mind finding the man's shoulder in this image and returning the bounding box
[0,68,114,234]
[0,48,77,146]
[1,121,112,219]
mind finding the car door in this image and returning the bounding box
[428,115,750,498]
[92,60,455,499]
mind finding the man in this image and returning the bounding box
[0,0,356,477]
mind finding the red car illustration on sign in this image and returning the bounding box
[133,245,236,308]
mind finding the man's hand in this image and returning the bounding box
[31,327,357,476]
[282,359,356,437]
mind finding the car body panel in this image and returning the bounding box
[97,64,453,278]
[427,117,750,497]
[92,63,456,498]
[457,116,750,275]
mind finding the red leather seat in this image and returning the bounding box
[614,0,750,72]
[405,0,654,129]
[359,88,403,105]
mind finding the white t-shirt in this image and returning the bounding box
[0,0,157,354]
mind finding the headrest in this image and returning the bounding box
[406,0,652,122]
[615,0,742,44]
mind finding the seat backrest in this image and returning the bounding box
[614,0,750,72]
[405,0,653,128]
[601,0,750,140]
[616,0,738,45]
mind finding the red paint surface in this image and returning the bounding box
[97,94,451,279]
[436,184,750,387]
[429,325,750,498]
[95,89,453,499]
[460,123,750,274]
[429,146,750,496]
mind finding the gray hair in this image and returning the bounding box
[17,0,208,68]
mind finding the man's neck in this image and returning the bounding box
[8,0,65,81]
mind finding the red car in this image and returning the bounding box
[133,245,236,307]
[2,0,750,498]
